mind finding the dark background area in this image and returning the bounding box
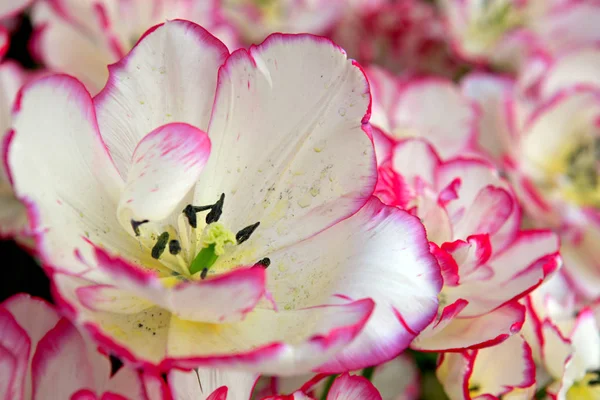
[1,15,51,303]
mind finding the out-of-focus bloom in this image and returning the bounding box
[330,0,461,78]
[366,70,479,160]
[0,0,32,20]
[265,373,382,400]
[169,368,259,400]
[522,273,600,399]
[375,138,560,351]
[0,294,168,400]
[222,0,350,45]
[8,21,442,374]
[31,0,238,93]
[463,46,600,301]
[261,354,420,400]
[440,0,600,70]
[436,334,536,400]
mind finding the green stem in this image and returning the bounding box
[319,374,337,400]
[361,366,375,381]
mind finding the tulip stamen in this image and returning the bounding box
[254,258,270,268]
[236,222,260,244]
[151,232,169,259]
[131,219,149,236]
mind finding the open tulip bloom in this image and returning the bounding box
[6,20,442,374]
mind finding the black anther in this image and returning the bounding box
[131,219,149,236]
[151,232,169,259]
[236,222,260,244]
[168,240,181,255]
[200,268,208,280]
[254,258,270,268]
[206,193,225,224]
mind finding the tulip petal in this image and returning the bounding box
[268,197,442,372]
[200,33,375,256]
[117,123,211,222]
[412,302,525,351]
[389,78,477,158]
[327,374,382,400]
[95,20,229,177]
[168,368,259,400]
[6,75,155,274]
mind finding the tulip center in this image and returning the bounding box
[559,137,600,207]
[467,0,522,50]
[567,371,600,400]
[130,193,267,280]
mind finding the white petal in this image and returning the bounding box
[7,75,140,276]
[95,20,228,177]
[199,33,375,255]
[267,198,442,371]
[541,47,600,99]
[118,123,211,222]
[169,368,259,400]
[389,78,477,158]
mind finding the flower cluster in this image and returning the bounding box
[0,0,599,399]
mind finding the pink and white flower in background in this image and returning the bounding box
[522,272,600,399]
[264,373,382,400]
[375,137,560,351]
[366,69,479,160]
[221,0,353,45]
[0,0,33,21]
[8,20,442,375]
[436,334,536,400]
[329,0,461,78]
[168,368,259,400]
[257,354,420,400]
[462,46,600,301]
[0,294,169,400]
[439,0,600,70]
[31,0,238,93]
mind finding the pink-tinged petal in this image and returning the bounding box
[327,374,381,400]
[436,352,472,400]
[460,73,515,161]
[541,321,573,393]
[6,75,147,274]
[267,197,441,372]
[452,230,560,317]
[521,89,600,170]
[164,299,375,375]
[436,159,514,238]
[168,368,259,400]
[452,185,513,242]
[0,0,32,19]
[468,335,536,398]
[0,308,30,400]
[95,20,229,178]
[1,294,61,399]
[206,387,227,400]
[390,138,441,189]
[31,2,115,93]
[371,355,420,400]
[0,343,17,400]
[413,302,525,352]
[32,319,95,400]
[366,65,402,134]
[89,246,267,323]
[117,123,211,222]
[389,78,477,158]
[54,268,374,374]
[0,28,7,60]
[371,126,394,166]
[540,47,600,99]
[430,242,460,287]
[200,33,375,255]
[441,235,492,282]
[568,308,600,378]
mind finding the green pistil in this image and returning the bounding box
[189,244,219,275]
[189,223,236,276]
